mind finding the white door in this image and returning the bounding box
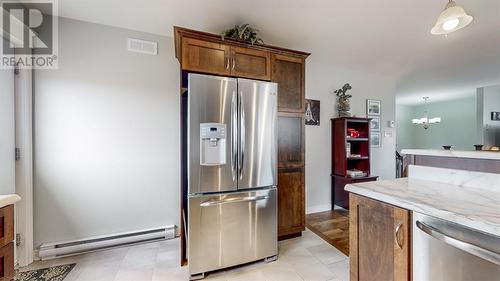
[0,38,15,194]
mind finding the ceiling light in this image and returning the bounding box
[431,0,473,35]
[412,97,441,130]
[442,18,459,31]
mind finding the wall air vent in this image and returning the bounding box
[127,38,158,55]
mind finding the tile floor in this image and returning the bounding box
[21,229,349,281]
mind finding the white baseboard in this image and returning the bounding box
[306,204,331,214]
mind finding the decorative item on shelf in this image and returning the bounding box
[220,24,264,45]
[346,142,351,157]
[474,144,484,151]
[366,99,381,116]
[490,146,500,151]
[431,0,473,35]
[412,97,441,129]
[442,145,454,150]
[347,169,367,178]
[305,99,320,126]
[347,128,360,138]
[333,83,352,117]
[370,132,381,148]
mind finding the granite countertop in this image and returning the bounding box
[0,194,21,209]
[401,149,500,160]
[345,165,500,237]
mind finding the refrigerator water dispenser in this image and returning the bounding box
[200,123,226,166]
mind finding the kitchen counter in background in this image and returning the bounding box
[401,149,500,175]
[346,165,500,236]
[0,194,21,209]
[401,149,500,160]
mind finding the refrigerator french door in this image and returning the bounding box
[186,74,278,279]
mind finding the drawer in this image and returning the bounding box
[188,188,277,275]
[0,206,13,248]
[0,243,14,281]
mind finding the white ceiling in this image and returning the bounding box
[52,0,500,104]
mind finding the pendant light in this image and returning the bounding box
[431,0,473,35]
[412,97,441,130]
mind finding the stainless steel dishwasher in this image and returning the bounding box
[413,212,500,281]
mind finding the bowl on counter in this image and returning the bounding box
[442,145,454,150]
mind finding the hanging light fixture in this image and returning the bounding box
[431,0,473,35]
[412,97,441,129]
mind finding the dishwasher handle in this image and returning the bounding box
[200,195,269,207]
[416,220,500,266]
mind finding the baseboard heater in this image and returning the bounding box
[38,225,176,260]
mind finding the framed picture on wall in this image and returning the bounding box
[371,132,381,147]
[492,112,500,121]
[366,99,381,116]
[305,99,320,126]
[369,116,381,131]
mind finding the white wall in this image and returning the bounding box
[397,96,477,151]
[305,58,396,213]
[33,18,400,244]
[395,104,415,151]
[413,96,476,150]
[34,18,180,246]
[0,38,16,195]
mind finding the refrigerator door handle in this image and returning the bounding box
[199,195,269,207]
[231,91,237,181]
[239,91,245,179]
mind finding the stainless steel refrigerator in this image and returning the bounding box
[185,73,278,279]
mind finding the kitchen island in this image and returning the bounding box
[401,148,500,175]
[345,165,500,281]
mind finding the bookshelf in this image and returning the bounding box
[331,117,378,209]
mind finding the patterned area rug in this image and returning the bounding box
[16,264,76,281]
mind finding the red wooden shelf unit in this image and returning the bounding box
[331,117,378,209]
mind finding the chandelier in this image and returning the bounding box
[412,97,441,129]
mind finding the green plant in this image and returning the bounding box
[333,83,352,100]
[221,24,264,45]
[333,83,353,116]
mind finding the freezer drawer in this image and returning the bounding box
[188,188,277,276]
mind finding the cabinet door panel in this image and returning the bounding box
[271,54,305,113]
[350,194,410,281]
[231,47,270,80]
[278,168,305,236]
[278,115,304,168]
[0,243,14,281]
[181,37,230,76]
[0,206,13,248]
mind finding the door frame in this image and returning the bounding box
[14,58,34,267]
